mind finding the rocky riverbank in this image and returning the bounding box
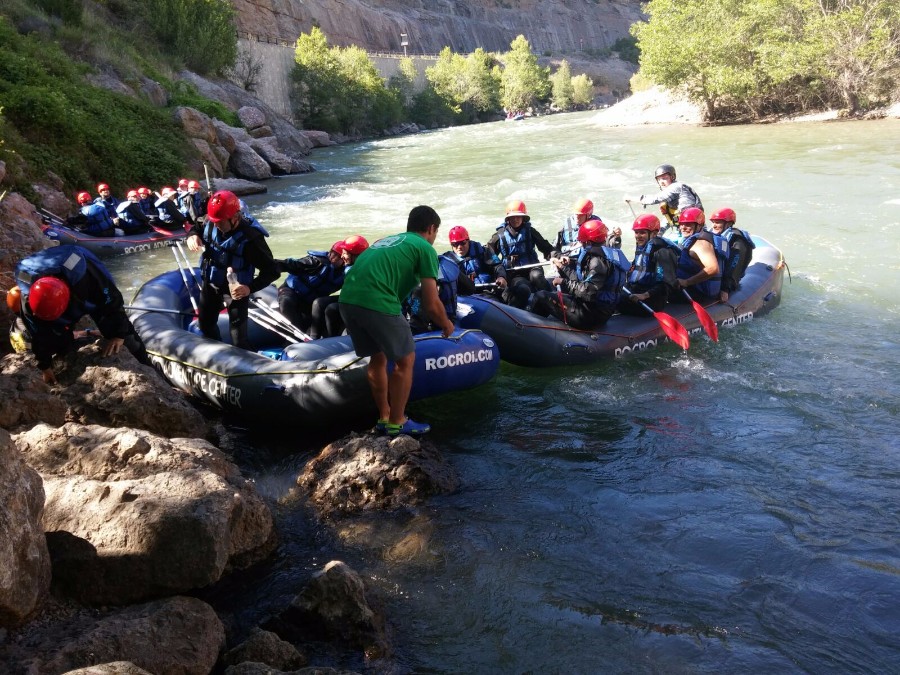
[593,86,900,127]
[0,337,459,673]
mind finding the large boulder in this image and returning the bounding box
[296,433,459,517]
[229,142,273,181]
[250,138,295,175]
[4,596,224,675]
[221,627,307,670]
[14,423,276,605]
[0,193,49,340]
[0,430,51,628]
[0,356,67,431]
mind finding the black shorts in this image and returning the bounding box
[339,303,415,361]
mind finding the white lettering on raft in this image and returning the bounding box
[614,339,658,358]
[425,349,494,370]
[720,311,754,328]
[150,355,242,407]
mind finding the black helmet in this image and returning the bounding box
[654,164,676,180]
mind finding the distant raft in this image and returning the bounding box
[39,209,188,257]
[457,235,786,367]
[127,270,500,423]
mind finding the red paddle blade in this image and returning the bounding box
[653,311,690,350]
[691,300,719,342]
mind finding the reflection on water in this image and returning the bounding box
[123,113,899,672]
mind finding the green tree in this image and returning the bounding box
[499,35,550,112]
[550,60,575,110]
[292,27,344,131]
[388,57,418,107]
[425,47,500,123]
[808,0,900,112]
[571,73,594,106]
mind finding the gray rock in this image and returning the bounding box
[14,423,276,605]
[0,356,67,431]
[238,106,267,130]
[208,178,268,196]
[0,429,51,628]
[221,628,307,670]
[63,662,154,674]
[250,138,294,175]
[229,142,273,181]
[138,77,168,108]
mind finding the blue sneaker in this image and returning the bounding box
[384,417,431,437]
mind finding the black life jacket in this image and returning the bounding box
[677,231,729,297]
[576,245,631,306]
[285,252,346,302]
[201,217,269,288]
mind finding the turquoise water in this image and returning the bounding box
[110,112,900,673]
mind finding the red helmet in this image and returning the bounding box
[330,241,347,254]
[505,200,528,218]
[679,207,705,227]
[137,187,151,197]
[710,207,736,223]
[577,219,608,245]
[6,286,22,314]
[28,277,70,321]
[126,190,139,199]
[178,178,189,189]
[342,234,369,256]
[188,180,201,190]
[448,226,470,243]
[160,186,176,198]
[97,183,110,193]
[76,191,92,205]
[206,191,241,222]
[632,213,661,232]
[572,198,593,216]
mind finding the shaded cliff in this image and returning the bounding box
[232,0,644,55]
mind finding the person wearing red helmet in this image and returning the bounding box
[74,191,116,237]
[94,183,121,225]
[339,205,454,437]
[115,189,152,234]
[186,190,280,350]
[319,234,372,338]
[154,186,190,231]
[487,199,555,309]
[674,207,730,301]
[626,163,703,234]
[136,187,157,218]
[553,197,603,257]
[276,239,350,339]
[617,213,680,315]
[12,245,147,384]
[530,219,630,329]
[444,225,506,298]
[708,207,755,302]
[178,180,206,225]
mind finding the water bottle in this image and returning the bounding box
[227,266,239,295]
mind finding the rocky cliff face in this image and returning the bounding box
[232,0,644,55]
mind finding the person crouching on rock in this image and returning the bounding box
[186,190,280,350]
[12,245,148,384]
[530,220,630,330]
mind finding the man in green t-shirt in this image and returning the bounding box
[339,205,455,437]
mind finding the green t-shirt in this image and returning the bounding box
[339,231,439,315]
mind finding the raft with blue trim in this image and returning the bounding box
[457,235,785,367]
[127,270,500,423]
[39,209,188,257]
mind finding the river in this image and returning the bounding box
[107,112,900,673]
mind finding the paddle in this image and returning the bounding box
[171,246,199,313]
[506,261,554,272]
[622,286,690,350]
[681,288,719,342]
[556,284,568,324]
[125,305,195,317]
[249,297,313,342]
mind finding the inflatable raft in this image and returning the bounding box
[457,235,786,367]
[127,270,500,423]
[40,209,188,257]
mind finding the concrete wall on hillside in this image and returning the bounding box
[237,37,436,124]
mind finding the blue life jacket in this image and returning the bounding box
[720,226,755,278]
[285,251,346,302]
[456,241,496,284]
[496,223,538,266]
[677,231,729,297]
[576,245,631,307]
[628,236,681,287]
[116,201,146,229]
[138,196,156,216]
[79,203,115,235]
[405,253,460,324]
[94,196,120,220]
[201,217,269,287]
[15,246,114,325]
[557,214,599,254]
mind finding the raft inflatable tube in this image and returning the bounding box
[457,235,786,367]
[128,270,500,423]
[40,209,188,257]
